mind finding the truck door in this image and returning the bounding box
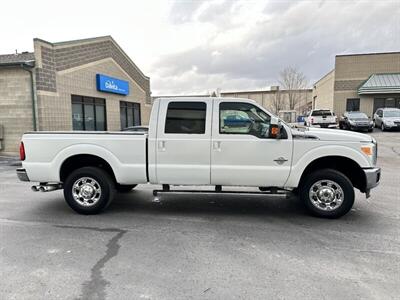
[156,99,212,185]
[211,100,293,187]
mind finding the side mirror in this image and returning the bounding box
[269,116,282,139]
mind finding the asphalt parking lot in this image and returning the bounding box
[1,130,399,300]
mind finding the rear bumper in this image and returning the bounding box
[312,123,338,128]
[363,167,381,191]
[16,168,30,182]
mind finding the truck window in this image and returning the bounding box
[311,110,332,117]
[219,102,271,138]
[165,102,206,134]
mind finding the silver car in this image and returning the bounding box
[373,108,400,131]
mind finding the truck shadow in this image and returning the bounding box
[31,189,375,227]
[111,191,306,218]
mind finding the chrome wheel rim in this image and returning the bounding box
[309,180,344,211]
[72,177,102,207]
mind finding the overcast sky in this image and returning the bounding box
[1,0,399,95]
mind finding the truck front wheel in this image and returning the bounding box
[63,167,115,215]
[300,169,354,218]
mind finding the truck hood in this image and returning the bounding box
[292,127,373,142]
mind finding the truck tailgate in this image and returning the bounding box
[315,116,336,123]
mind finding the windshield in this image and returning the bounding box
[348,112,367,119]
[311,110,332,116]
[384,110,400,117]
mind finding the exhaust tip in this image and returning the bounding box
[31,186,39,192]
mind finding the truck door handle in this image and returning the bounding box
[274,157,288,165]
[158,141,166,151]
[213,141,221,151]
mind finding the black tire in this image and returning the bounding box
[299,169,355,218]
[291,187,299,195]
[381,123,385,131]
[116,184,137,193]
[368,128,373,133]
[259,187,269,192]
[63,167,115,215]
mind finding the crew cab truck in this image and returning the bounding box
[17,97,381,218]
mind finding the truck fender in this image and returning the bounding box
[51,144,122,182]
[285,145,370,188]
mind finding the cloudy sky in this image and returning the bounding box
[1,0,399,95]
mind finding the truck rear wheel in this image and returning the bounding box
[63,167,115,215]
[300,169,354,218]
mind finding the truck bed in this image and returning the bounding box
[22,131,148,184]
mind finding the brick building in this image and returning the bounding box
[0,36,151,154]
[313,52,400,117]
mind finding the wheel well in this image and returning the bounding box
[299,156,366,192]
[60,154,116,183]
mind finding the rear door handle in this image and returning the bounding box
[158,140,166,151]
[274,157,288,165]
[213,141,221,151]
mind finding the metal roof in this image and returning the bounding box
[358,73,400,94]
[0,52,35,65]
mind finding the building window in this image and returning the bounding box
[120,101,141,129]
[72,95,106,131]
[346,98,360,111]
[165,101,206,134]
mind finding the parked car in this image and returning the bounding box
[17,97,380,219]
[373,108,400,131]
[304,109,337,128]
[122,125,149,133]
[339,111,373,132]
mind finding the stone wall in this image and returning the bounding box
[313,70,335,110]
[0,68,33,154]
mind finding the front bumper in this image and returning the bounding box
[363,167,381,195]
[351,124,373,130]
[383,123,400,129]
[16,168,30,182]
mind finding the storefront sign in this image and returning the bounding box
[96,74,129,95]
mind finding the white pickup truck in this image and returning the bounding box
[17,97,381,218]
[305,109,337,128]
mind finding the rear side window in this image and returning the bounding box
[165,102,206,134]
[311,110,332,116]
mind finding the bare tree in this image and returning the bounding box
[278,66,308,110]
[271,89,284,114]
